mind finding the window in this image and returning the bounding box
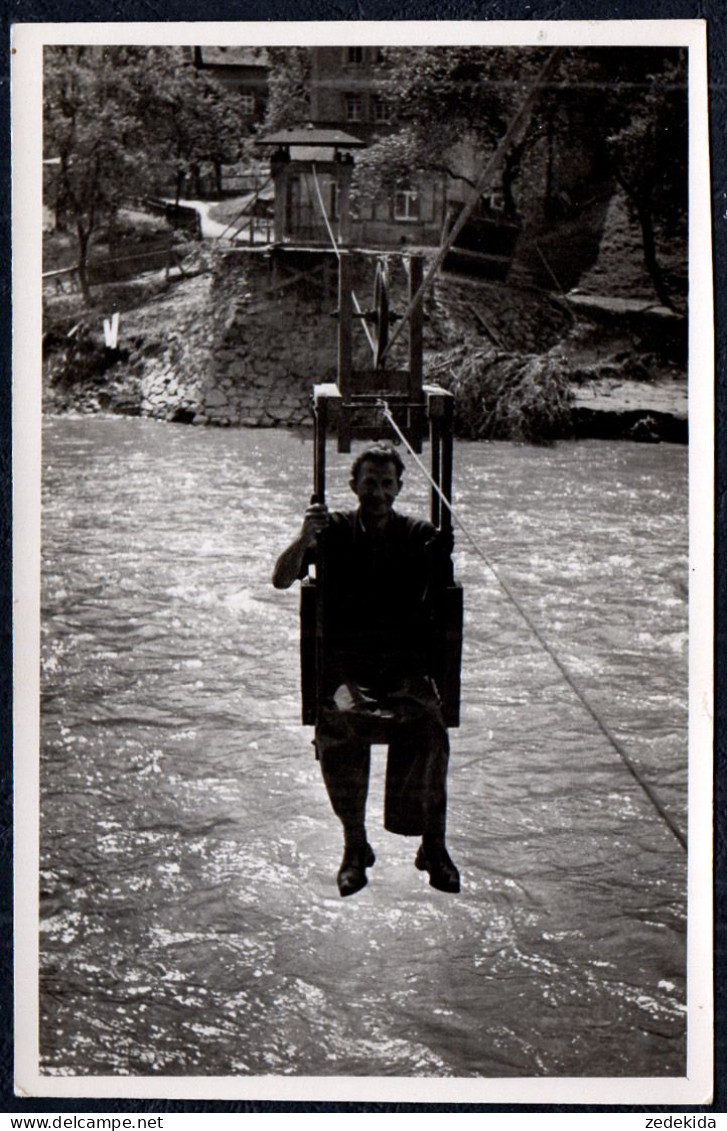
[373,96,388,123]
[239,93,255,116]
[394,189,420,222]
[348,47,364,63]
[345,94,363,122]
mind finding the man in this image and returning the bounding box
[273,443,460,898]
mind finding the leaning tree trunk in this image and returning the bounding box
[174,168,186,210]
[634,200,675,311]
[613,167,675,312]
[500,138,526,219]
[76,223,92,304]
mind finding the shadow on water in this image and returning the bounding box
[39,419,688,1077]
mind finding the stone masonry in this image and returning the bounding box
[186,247,412,427]
[135,246,574,427]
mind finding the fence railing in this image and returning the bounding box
[42,263,81,294]
[142,198,202,236]
[43,242,194,295]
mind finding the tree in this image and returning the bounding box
[136,49,250,203]
[599,52,687,309]
[44,46,252,302]
[44,46,150,301]
[355,46,687,307]
[261,47,312,134]
[355,46,551,217]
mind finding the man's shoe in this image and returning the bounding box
[415,843,460,893]
[337,843,376,897]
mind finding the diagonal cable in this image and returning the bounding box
[378,48,562,365]
[380,400,687,853]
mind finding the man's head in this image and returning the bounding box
[349,443,404,522]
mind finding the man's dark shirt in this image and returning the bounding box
[300,509,448,686]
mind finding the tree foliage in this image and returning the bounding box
[356,46,687,306]
[261,47,312,133]
[44,46,150,298]
[44,46,251,301]
[357,47,551,210]
[377,46,547,157]
[138,48,251,199]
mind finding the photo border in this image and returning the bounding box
[8,15,718,1110]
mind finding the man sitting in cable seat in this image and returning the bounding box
[272,442,460,898]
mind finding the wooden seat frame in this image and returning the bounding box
[299,250,463,728]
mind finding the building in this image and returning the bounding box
[309,46,390,145]
[196,47,270,129]
[257,127,366,247]
[260,46,446,249]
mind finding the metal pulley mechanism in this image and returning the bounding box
[347,257,403,369]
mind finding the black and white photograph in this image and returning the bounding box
[12,20,713,1104]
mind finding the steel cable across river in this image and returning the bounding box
[39,417,688,1078]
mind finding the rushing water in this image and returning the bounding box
[39,417,688,1079]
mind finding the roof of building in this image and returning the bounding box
[257,126,366,148]
[200,47,270,67]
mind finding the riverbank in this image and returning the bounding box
[42,265,687,443]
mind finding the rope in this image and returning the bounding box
[311,165,341,262]
[311,165,376,354]
[380,401,687,853]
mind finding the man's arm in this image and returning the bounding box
[272,503,329,590]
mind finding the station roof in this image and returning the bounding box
[257,126,366,148]
[200,47,270,67]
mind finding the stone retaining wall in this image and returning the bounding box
[57,246,682,442]
[201,247,419,427]
[202,248,334,427]
[137,247,573,428]
[139,330,206,423]
[139,248,430,427]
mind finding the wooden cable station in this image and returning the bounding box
[268,53,580,749]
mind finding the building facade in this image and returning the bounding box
[301,46,446,247]
[309,46,389,143]
[197,47,270,129]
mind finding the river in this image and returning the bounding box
[39,418,688,1081]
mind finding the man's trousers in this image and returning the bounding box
[314,673,450,839]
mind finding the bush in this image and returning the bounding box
[45,322,127,388]
[428,345,574,443]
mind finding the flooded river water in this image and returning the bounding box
[39,418,688,1081]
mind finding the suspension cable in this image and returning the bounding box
[380,400,687,853]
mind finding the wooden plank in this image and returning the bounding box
[467,302,505,349]
[264,260,326,295]
[299,580,318,725]
[440,396,454,536]
[337,252,353,452]
[430,417,441,528]
[408,255,423,399]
